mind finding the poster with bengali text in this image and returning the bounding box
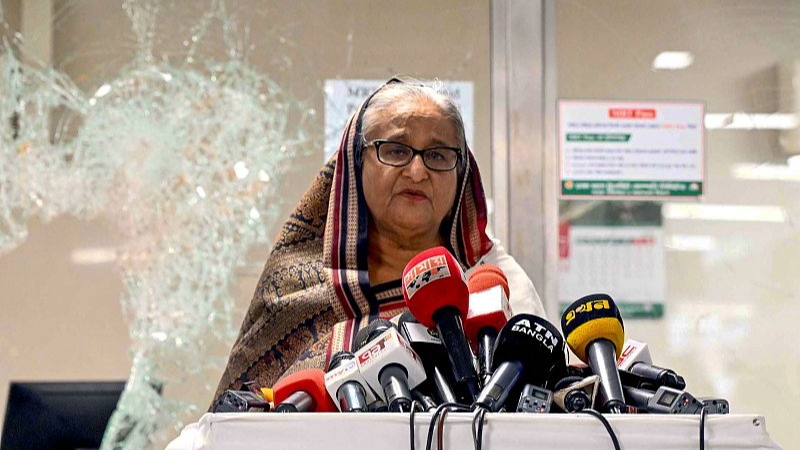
[559,100,704,198]
[324,79,474,162]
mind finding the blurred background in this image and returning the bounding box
[0,0,797,448]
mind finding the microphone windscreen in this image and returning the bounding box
[402,247,469,328]
[397,310,416,327]
[328,351,354,371]
[492,314,565,385]
[467,264,510,297]
[272,368,338,412]
[352,319,395,352]
[560,294,625,362]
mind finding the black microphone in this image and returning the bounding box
[213,390,271,413]
[561,294,627,413]
[397,311,458,404]
[627,362,687,390]
[552,375,600,412]
[473,314,565,412]
[352,319,395,353]
[412,390,438,411]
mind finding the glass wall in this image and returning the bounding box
[556,1,799,446]
[0,1,492,447]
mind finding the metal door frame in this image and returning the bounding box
[491,0,559,316]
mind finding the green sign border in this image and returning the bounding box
[562,180,702,197]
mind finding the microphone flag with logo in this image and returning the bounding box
[403,246,480,401]
[560,293,626,413]
[465,264,512,385]
[474,314,565,412]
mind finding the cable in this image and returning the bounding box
[700,405,708,450]
[470,408,480,447]
[436,408,450,450]
[425,402,470,450]
[554,376,585,391]
[409,400,420,450]
[470,407,488,450]
[582,409,621,450]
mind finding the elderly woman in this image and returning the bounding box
[212,78,545,402]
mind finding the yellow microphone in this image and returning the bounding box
[560,294,626,413]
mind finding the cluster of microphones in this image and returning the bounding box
[214,246,729,416]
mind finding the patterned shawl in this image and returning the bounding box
[212,79,493,404]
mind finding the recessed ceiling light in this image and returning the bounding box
[652,51,694,70]
[70,247,117,265]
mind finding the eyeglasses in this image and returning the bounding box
[363,139,461,172]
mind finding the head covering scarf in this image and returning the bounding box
[212,79,493,404]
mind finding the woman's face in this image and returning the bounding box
[362,98,460,242]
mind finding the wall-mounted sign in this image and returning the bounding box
[324,79,474,162]
[558,223,665,319]
[559,100,704,198]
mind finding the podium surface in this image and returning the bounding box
[166,412,783,450]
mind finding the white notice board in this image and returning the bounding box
[324,79,474,162]
[559,100,704,198]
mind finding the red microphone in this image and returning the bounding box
[402,247,479,401]
[273,369,338,413]
[465,264,512,385]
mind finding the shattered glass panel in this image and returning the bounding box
[0,1,491,448]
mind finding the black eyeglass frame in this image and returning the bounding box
[362,138,462,172]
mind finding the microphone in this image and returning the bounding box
[352,320,427,412]
[465,264,512,386]
[213,390,271,413]
[402,247,480,401]
[396,311,458,404]
[624,385,701,414]
[616,339,686,390]
[552,375,600,412]
[324,351,376,412]
[352,319,395,352]
[474,314,565,412]
[560,294,627,413]
[272,369,338,413]
[621,364,687,391]
[368,399,388,412]
[412,391,438,411]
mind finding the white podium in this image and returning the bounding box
[166,412,784,450]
